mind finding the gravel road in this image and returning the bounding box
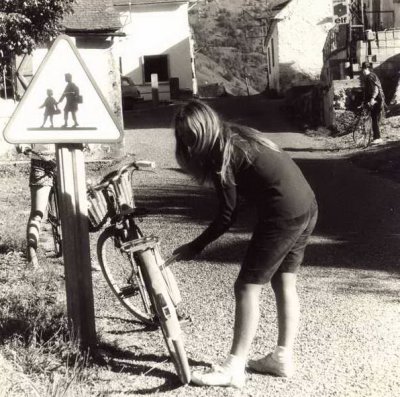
[83,96,400,396]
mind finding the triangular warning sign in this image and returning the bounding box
[3,35,123,144]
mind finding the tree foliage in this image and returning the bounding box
[0,0,75,66]
[189,0,276,93]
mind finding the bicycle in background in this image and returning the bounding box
[352,103,373,148]
[23,148,62,258]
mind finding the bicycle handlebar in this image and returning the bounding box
[88,161,156,192]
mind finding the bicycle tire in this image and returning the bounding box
[363,115,372,147]
[48,188,62,257]
[97,226,156,325]
[138,248,191,384]
[353,113,372,148]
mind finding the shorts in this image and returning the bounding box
[29,159,56,187]
[238,198,318,284]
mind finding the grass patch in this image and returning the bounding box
[0,252,94,396]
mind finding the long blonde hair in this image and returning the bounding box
[174,100,280,184]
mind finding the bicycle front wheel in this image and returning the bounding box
[47,188,62,257]
[138,248,191,384]
[353,115,372,148]
[97,227,156,325]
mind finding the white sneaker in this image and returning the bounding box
[247,353,294,377]
[371,138,383,145]
[191,364,245,388]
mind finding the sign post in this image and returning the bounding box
[3,35,123,351]
[56,143,96,349]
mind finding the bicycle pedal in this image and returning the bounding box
[178,313,193,326]
[119,284,140,298]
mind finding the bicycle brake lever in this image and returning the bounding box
[135,161,156,170]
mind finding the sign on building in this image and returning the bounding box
[3,35,123,144]
[333,0,349,25]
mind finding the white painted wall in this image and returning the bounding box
[115,3,194,100]
[276,0,334,92]
[0,99,17,158]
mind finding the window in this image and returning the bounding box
[143,55,169,83]
[271,38,275,67]
[268,47,272,74]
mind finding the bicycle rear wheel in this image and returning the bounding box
[353,114,372,148]
[138,248,191,384]
[47,188,62,257]
[97,226,156,325]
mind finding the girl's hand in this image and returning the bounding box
[173,242,202,261]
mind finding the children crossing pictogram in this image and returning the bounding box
[3,35,123,144]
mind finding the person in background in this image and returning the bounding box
[172,100,318,388]
[361,61,386,145]
[16,143,56,267]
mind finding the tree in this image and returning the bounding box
[0,0,75,68]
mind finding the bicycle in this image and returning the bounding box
[352,103,373,148]
[87,161,191,384]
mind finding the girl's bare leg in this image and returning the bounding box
[27,185,52,266]
[270,272,299,350]
[230,281,263,359]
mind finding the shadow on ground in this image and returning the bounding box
[93,343,207,394]
[123,95,298,133]
[136,153,400,274]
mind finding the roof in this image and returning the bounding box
[113,0,189,5]
[270,0,292,19]
[63,0,122,32]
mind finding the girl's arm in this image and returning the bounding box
[188,171,238,253]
